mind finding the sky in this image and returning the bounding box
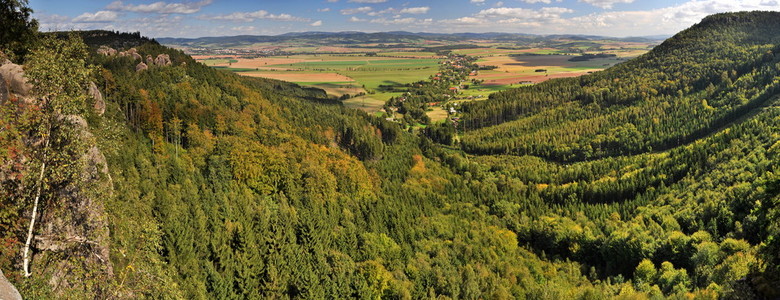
[29,0,780,38]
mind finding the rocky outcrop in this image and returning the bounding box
[0,63,33,97]
[146,54,154,66]
[88,82,105,116]
[33,114,114,298]
[136,62,148,72]
[0,62,34,105]
[0,269,22,300]
[96,46,117,56]
[154,54,171,66]
[118,48,141,61]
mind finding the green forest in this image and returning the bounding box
[1,2,780,298]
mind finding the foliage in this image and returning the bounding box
[0,0,38,60]
[2,11,780,299]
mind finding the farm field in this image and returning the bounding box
[193,41,655,115]
[197,53,440,113]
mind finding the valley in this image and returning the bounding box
[2,1,780,298]
[168,34,657,120]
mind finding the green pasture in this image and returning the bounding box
[260,56,440,91]
[377,51,439,57]
[199,58,237,66]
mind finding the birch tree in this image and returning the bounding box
[21,34,92,277]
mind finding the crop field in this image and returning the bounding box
[236,72,355,82]
[471,53,631,86]
[194,41,653,114]
[302,82,364,97]
[196,54,440,113]
[453,47,564,56]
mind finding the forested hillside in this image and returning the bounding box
[459,12,780,161]
[1,5,779,299]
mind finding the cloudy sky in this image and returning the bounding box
[30,0,780,38]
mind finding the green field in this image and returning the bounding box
[199,44,646,115]
[257,56,440,92]
[201,58,237,66]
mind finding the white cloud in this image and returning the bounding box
[341,6,373,14]
[106,0,212,14]
[317,8,331,12]
[348,0,386,2]
[522,0,556,3]
[310,20,323,26]
[73,11,119,23]
[349,16,367,22]
[370,17,433,25]
[436,0,780,36]
[327,0,339,2]
[231,26,256,32]
[495,1,505,7]
[399,7,430,14]
[470,0,486,4]
[441,16,485,25]
[475,7,573,19]
[200,10,308,22]
[578,0,634,9]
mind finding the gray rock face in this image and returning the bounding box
[135,62,148,72]
[0,269,22,300]
[88,82,105,116]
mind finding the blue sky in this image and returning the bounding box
[30,0,780,38]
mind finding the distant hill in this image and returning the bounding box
[460,11,780,161]
[157,31,665,48]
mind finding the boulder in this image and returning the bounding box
[0,73,7,102]
[96,46,117,56]
[135,62,148,72]
[146,55,154,66]
[154,54,172,66]
[131,52,142,61]
[0,63,33,97]
[87,82,105,116]
[0,269,22,300]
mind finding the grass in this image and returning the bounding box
[342,95,388,113]
[200,58,238,66]
[299,82,364,97]
[426,108,450,123]
[377,51,440,57]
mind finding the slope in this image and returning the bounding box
[459,11,780,162]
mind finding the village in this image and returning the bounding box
[384,53,483,128]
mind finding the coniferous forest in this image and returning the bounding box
[1,2,780,298]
